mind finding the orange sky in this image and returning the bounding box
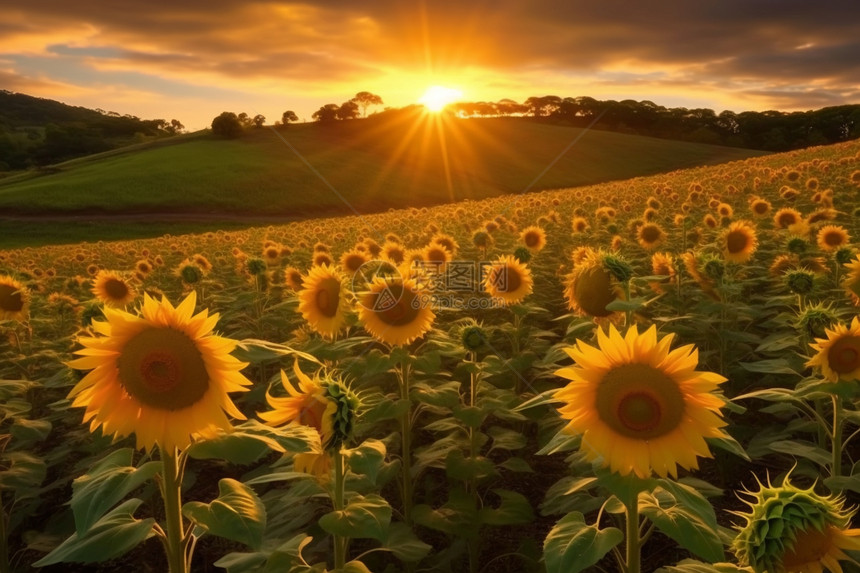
[2,1,859,130]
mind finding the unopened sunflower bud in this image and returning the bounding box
[785,269,816,295]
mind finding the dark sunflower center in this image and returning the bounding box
[369,283,421,326]
[425,248,446,262]
[596,363,685,439]
[778,213,798,227]
[726,230,749,254]
[828,336,860,374]
[117,327,209,410]
[780,526,831,568]
[525,232,540,247]
[641,226,661,243]
[104,278,130,301]
[0,284,24,312]
[314,277,341,318]
[386,249,405,265]
[754,202,768,214]
[824,231,844,247]
[493,265,522,293]
[573,265,616,317]
[344,254,364,272]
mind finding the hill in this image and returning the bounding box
[0,90,183,170]
[0,108,763,234]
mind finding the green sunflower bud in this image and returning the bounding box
[794,301,840,340]
[322,376,360,451]
[786,237,809,255]
[472,231,492,249]
[461,325,488,352]
[602,254,634,283]
[785,269,816,295]
[179,263,203,285]
[732,474,859,573]
[513,246,532,263]
[702,256,725,281]
[246,257,268,276]
[80,301,104,327]
[835,247,856,266]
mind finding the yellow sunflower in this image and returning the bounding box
[649,252,677,294]
[555,324,728,478]
[817,225,851,252]
[358,274,435,346]
[91,270,137,307]
[722,220,758,264]
[520,226,547,252]
[571,217,590,234]
[563,251,624,318]
[340,249,370,275]
[483,255,534,305]
[750,198,772,217]
[284,266,304,291]
[258,359,335,443]
[774,207,803,229]
[297,264,349,339]
[430,233,460,257]
[807,316,860,382]
[66,292,252,452]
[637,222,665,250]
[0,275,29,322]
[681,251,719,300]
[842,255,860,306]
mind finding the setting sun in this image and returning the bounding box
[418,85,463,112]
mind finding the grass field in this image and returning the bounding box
[0,112,764,248]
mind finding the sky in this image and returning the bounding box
[2,0,860,130]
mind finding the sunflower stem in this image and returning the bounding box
[832,394,844,480]
[625,493,641,573]
[0,494,10,573]
[398,359,414,525]
[333,447,347,570]
[160,446,188,573]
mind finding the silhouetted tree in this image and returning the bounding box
[211,112,243,138]
[253,114,266,128]
[336,101,360,120]
[281,110,298,125]
[312,104,340,122]
[237,112,253,128]
[352,91,383,117]
[168,119,185,134]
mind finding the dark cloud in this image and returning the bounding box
[1,0,859,109]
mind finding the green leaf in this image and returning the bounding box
[543,512,623,573]
[412,488,478,537]
[498,457,534,473]
[183,478,266,549]
[213,551,267,573]
[0,451,46,495]
[605,297,649,312]
[318,494,391,541]
[32,499,155,566]
[515,388,561,411]
[824,475,860,494]
[595,468,654,507]
[480,489,534,525]
[378,523,432,562]
[262,534,317,573]
[232,339,320,365]
[411,380,462,408]
[186,428,285,464]
[445,449,498,481]
[487,426,527,452]
[738,359,799,376]
[346,439,387,483]
[359,395,410,425]
[656,559,749,572]
[342,561,373,573]
[639,489,724,562]
[9,417,52,442]
[70,448,160,535]
[655,480,719,530]
[768,439,831,467]
[453,405,484,428]
[708,435,751,462]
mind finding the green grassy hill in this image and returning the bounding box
[0,109,765,247]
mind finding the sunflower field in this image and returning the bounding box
[2,138,860,573]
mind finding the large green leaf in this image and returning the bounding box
[412,488,478,537]
[480,489,534,526]
[543,511,623,573]
[318,494,391,541]
[656,559,749,572]
[346,439,386,483]
[183,478,266,549]
[32,499,155,566]
[445,449,498,482]
[639,488,724,563]
[411,380,462,408]
[0,451,46,495]
[378,523,432,562]
[767,440,831,467]
[232,339,320,365]
[186,428,285,464]
[487,426,527,452]
[70,448,160,535]
[9,417,52,442]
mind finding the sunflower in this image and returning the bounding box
[0,275,29,322]
[703,214,718,229]
[340,249,370,275]
[563,251,624,318]
[358,274,435,346]
[483,255,533,305]
[649,252,676,294]
[732,474,860,573]
[430,233,460,257]
[750,198,772,217]
[382,241,406,266]
[555,324,727,478]
[66,292,252,452]
[91,270,137,307]
[722,220,758,263]
[842,255,860,306]
[817,225,851,252]
[313,252,333,267]
[681,251,719,300]
[637,222,665,250]
[807,316,860,382]
[774,207,803,229]
[259,359,335,443]
[520,226,547,252]
[422,243,452,272]
[298,265,349,339]
[571,216,590,234]
[284,266,304,291]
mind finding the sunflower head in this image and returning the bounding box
[732,473,860,573]
[794,301,840,341]
[787,237,809,255]
[817,225,851,252]
[554,324,727,478]
[785,269,816,296]
[67,292,252,452]
[807,316,860,382]
[722,221,758,264]
[358,274,435,346]
[0,275,30,322]
[297,264,349,339]
[512,246,532,263]
[483,255,534,305]
[564,250,625,319]
[461,323,489,352]
[520,225,547,252]
[246,258,268,276]
[92,270,137,308]
[842,255,860,306]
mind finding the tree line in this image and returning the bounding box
[444,96,860,151]
[0,90,184,171]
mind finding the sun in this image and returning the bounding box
[418,85,463,112]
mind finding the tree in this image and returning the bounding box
[237,112,253,128]
[169,119,185,134]
[336,101,360,120]
[281,110,298,126]
[252,114,266,128]
[211,112,243,138]
[352,91,383,117]
[312,104,340,123]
